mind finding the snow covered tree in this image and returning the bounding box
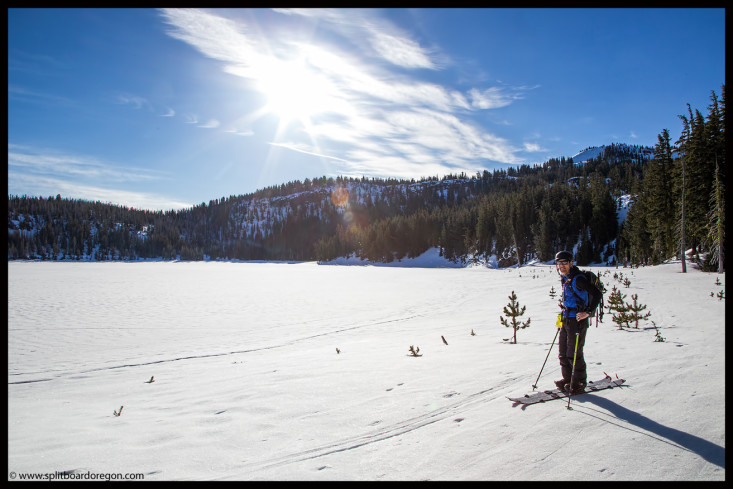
[500,290,531,344]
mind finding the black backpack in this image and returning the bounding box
[570,269,606,324]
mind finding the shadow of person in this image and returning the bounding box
[573,394,725,469]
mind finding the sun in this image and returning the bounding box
[256,57,332,125]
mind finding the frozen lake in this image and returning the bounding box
[7,261,725,480]
[8,261,492,382]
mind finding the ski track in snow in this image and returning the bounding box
[8,304,456,384]
[226,375,522,478]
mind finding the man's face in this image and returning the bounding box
[556,259,572,276]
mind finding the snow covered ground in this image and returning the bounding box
[7,255,725,480]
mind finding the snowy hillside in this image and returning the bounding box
[7,261,725,480]
[572,143,653,165]
[7,140,667,269]
[572,146,606,164]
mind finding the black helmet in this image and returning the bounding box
[555,250,573,262]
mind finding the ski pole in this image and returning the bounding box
[532,326,560,390]
[566,331,580,410]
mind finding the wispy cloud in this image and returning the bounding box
[197,119,220,129]
[468,86,537,110]
[8,145,163,183]
[8,173,191,211]
[523,142,544,152]
[116,93,153,111]
[8,48,67,76]
[268,141,349,163]
[275,8,438,70]
[224,127,255,136]
[8,85,76,107]
[159,8,530,178]
[7,144,187,210]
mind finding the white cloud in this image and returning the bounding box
[7,145,186,210]
[8,173,191,211]
[275,8,437,70]
[8,85,75,106]
[159,8,530,178]
[7,145,163,183]
[469,87,516,109]
[268,142,349,163]
[224,127,254,136]
[116,93,152,110]
[362,24,436,69]
[197,119,220,129]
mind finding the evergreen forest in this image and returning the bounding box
[7,87,725,272]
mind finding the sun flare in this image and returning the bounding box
[256,57,333,125]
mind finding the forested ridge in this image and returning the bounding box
[8,87,724,271]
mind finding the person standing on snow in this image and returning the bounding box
[554,250,602,394]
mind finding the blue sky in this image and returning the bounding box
[8,8,725,211]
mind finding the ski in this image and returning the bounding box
[508,376,625,405]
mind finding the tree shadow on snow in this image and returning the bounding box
[574,395,725,469]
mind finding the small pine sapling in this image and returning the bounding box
[408,345,422,357]
[499,290,531,344]
[625,293,651,328]
[605,286,626,315]
[651,321,665,342]
[611,307,632,330]
[549,285,557,299]
[607,287,630,330]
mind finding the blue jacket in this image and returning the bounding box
[560,267,600,319]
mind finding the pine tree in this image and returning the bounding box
[646,129,677,263]
[499,290,531,344]
[625,293,651,328]
[588,171,617,261]
[706,156,725,273]
[605,286,625,311]
[705,87,725,273]
[683,108,715,253]
[652,321,666,342]
[606,287,630,330]
[620,177,651,265]
[675,114,689,273]
[532,201,555,262]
